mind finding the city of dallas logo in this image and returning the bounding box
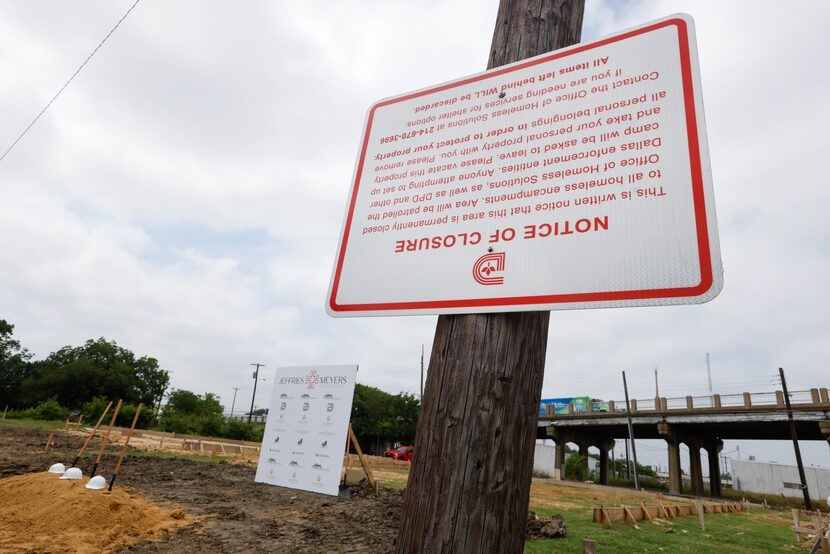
[473,252,505,286]
[279,369,349,390]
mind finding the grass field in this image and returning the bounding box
[345,464,800,552]
[524,480,796,553]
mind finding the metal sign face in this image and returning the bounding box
[328,14,722,317]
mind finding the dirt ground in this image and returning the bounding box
[0,425,403,553]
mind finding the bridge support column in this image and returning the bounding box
[597,439,614,486]
[659,423,682,495]
[707,442,723,497]
[820,420,830,447]
[554,443,566,479]
[547,427,572,480]
[578,444,590,477]
[689,445,704,497]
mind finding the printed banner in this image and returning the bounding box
[255,365,357,496]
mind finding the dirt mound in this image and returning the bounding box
[0,471,193,553]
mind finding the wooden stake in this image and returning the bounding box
[696,500,705,532]
[108,403,143,491]
[793,509,802,542]
[395,4,584,551]
[341,423,352,483]
[71,401,113,467]
[91,399,122,477]
[2,405,7,419]
[583,539,597,554]
[44,431,54,453]
[348,423,377,494]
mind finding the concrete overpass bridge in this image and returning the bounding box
[537,387,830,497]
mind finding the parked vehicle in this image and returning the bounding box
[383,445,414,461]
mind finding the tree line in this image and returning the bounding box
[1,319,420,448]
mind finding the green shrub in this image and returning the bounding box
[199,414,225,437]
[158,413,199,435]
[221,419,262,441]
[34,398,69,421]
[118,403,157,428]
[81,396,110,423]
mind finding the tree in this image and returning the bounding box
[159,389,224,436]
[565,452,589,482]
[350,383,420,453]
[21,337,169,409]
[0,320,33,409]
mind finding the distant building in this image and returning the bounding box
[731,459,830,500]
[533,442,598,480]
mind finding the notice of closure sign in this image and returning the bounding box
[328,14,722,317]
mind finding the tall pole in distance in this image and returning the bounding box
[396,2,584,552]
[230,387,240,417]
[706,352,713,396]
[779,367,811,509]
[654,367,659,399]
[622,371,640,489]
[249,363,264,424]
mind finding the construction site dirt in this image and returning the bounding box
[0,425,403,553]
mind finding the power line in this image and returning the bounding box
[0,0,142,165]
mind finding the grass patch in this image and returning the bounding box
[524,485,797,553]
[0,418,66,430]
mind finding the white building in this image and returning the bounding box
[731,459,830,501]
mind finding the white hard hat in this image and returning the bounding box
[59,467,83,480]
[47,463,66,474]
[85,475,107,490]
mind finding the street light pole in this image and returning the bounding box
[249,363,264,424]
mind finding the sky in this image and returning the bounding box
[1,1,828,472]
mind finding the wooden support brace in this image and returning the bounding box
[601,506,613,528]
[623,506,641,529]
[641,502,653,523]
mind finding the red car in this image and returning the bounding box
[383,445,414,461]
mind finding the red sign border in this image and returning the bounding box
[329,17,713,314]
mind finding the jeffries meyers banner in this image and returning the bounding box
[328,14,722,317]
[255,365,357,497]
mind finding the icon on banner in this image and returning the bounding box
[473,252,505,285]
[305,369,320,390]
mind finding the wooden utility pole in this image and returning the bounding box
[396,5,584,551]
[779,367,812,510]
[622,371,640,489]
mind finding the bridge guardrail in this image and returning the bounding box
[544,388,829,417]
